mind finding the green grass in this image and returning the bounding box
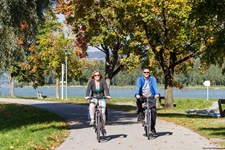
[156,98,225,147]
[1,97,225,149]
[0,102,69,150]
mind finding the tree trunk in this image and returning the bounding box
[56,77,60,99]
[164,86,174,108]
[105,78,110,88]
[9,75,15,97]
[164,71,174,108]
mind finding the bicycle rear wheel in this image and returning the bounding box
[96,112,101,142]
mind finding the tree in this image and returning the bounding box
[127,1,216,107]
[190,0,225,73]
[0,0,53,97]
[28,8,81,98]
[55,0,141,87]
[0,0,53,66]
[55,1,223,108]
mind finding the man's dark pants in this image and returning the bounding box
[136,97,157,130]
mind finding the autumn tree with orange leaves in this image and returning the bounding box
[55,0,141,87]
[127,0,225,107]
[55,0,225,108]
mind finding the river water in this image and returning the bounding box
[0,86,225,99]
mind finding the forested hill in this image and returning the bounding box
[87,51,105,60]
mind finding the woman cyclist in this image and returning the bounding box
[85,70,111,135]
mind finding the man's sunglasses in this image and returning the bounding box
[143,72,150,74]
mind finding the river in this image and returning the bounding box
[0,86,225,99]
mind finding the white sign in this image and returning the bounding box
[203,80,210,100]
[203,80,210,87]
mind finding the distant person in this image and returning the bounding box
[85,70,111,135]
[135,68,160,134]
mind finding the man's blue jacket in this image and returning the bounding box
[135,75,160,97]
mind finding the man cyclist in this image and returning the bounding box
[135,68,160,134]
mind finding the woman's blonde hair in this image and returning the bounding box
[89,70,102,80]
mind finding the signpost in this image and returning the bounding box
[203,80,210,100]
[61,64,64,100]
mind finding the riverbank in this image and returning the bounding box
[56,85,225,90]
[9,84,225,90]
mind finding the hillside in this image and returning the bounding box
[87,51,105,60]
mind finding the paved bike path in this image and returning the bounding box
[0,98,221,150]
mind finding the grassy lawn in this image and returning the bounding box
[157,98,225,147]
[0,102,69,150]
[1,97,224,149]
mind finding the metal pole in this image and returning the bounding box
[61,64,64,100]
[65,53,68,100]
[207,86,209,100]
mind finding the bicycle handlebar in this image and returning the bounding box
[139,95,154,100]
[86,96,110,100]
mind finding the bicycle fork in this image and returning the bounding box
[144,109,151,126]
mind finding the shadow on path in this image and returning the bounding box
[0,100,139,130]
[99,134,128,143]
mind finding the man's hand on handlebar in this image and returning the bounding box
[136,94,160,99]
[155,94,160,99]
[136,95,141,99]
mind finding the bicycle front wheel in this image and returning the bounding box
[146,111,151,140]
[96,112,101,142]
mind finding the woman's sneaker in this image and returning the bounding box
[89,119,95,125]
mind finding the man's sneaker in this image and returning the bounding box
[89,120,95,125]
[137,112,144,122]
[101,128,107,136]
[151,128,156,135]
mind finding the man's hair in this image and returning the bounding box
[143,68,150,70]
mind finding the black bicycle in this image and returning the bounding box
[142,96,155,140]
[89,97,107,143]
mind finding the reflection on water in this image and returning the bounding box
[0,86,225,99]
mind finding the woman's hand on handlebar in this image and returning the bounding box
[106,96,111,101]
[85,96,90,101]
